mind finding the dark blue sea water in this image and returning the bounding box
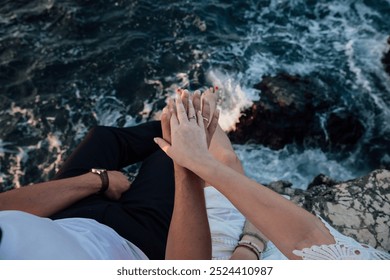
[1,0,390,191]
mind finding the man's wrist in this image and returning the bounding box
[174,164,205,189]
[90,168,109,194]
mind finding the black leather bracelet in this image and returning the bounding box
[90,168,109,194]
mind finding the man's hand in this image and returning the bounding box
[104,171,132,200]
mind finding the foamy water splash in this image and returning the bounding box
[206,70,254,131]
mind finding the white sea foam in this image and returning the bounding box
[38,133,64,176]
[10,103,38,126]
[139,100,154,121]
[206,70,254,131]
[0,140,14,157]
[234,144,358,189]
[93,94,136,127]
[9,147,29,189]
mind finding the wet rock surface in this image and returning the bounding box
[382,36,390,76]
[267,169,390,253]
[228,73,365,150]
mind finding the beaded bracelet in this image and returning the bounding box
[235,240,263,260]
[239,232,268,251]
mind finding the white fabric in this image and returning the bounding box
[204,186,390,260]
[293,216,390,260]
[205,186,287,260]
[0,210,148,260]
[204,186,246,259]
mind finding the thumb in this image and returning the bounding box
[154,137,171,155]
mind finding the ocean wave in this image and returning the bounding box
[1,0,389,190]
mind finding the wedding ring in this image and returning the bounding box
[202,116,209,122]
[188,116,196,120]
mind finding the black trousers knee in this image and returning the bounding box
[50,121,175,260]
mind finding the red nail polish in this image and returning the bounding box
[215,86,219,90]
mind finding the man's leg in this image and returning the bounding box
[51,122,175,259]
[102,149,175,260]
[54,121,162,179]
[51,121,164,222]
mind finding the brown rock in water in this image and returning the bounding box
[228,73,318,149]
[228,73,364,150]
[382,36,390,76]
[267,169,390,253]
[325,110,364,147]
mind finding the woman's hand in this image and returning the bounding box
[155,95,217,169]
[176,89,219,147]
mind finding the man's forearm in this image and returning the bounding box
[165,164,212,260]
[0,173,101,217]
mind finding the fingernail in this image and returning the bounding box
[215,86,219,90]
[153,138,159,144]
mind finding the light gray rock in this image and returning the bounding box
[267,169,390,253]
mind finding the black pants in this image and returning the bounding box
[50,121,175,260]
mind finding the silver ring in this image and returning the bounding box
[202,116,209,122]
[188,116,196,121]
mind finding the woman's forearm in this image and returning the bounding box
[191,155,335,259]
[0,173,101,217]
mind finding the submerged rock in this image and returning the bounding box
[267,169,390,253]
